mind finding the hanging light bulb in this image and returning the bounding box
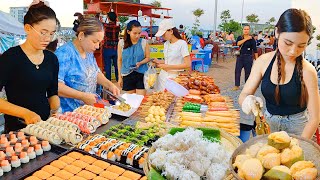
[138,9,142,17]
[111,9,114,12]
[160,13,164,19]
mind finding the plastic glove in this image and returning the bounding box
[242,95,264,116]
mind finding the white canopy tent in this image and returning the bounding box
[0,10,25,54]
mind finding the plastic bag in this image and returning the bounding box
[144,65,157,90]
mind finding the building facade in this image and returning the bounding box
[10,7,28,24]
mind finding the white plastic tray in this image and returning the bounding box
[106,93,144,117]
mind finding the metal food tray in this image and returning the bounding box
[20,148,145,179]
[1,134,68,180]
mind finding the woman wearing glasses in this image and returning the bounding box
[55,17,120,112]
[0,2,60,132]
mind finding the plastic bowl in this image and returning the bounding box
[165,79,189,97]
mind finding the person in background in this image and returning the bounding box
[199,34,205,49]
[253,34,259,46]
[258,31,263,40]
[268,34,275,46]
[102,11,121,81]
[73,12,83,32]
[239,8,319,142]
[56,17,120,112]
[179,24,186,41]
[262,35,270,45]
[226,31,235,44]
[117,20,150,95]
[232,25,258,91]
[0,1,60,132]
[153,19,191,91]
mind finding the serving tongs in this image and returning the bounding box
[102,89,126,103]
[255,102,271,135]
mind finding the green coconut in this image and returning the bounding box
[263,165,292,180]
[268,131,291,150]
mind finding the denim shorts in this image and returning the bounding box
[264,110,308,136]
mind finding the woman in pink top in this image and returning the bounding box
[226,31,235,42]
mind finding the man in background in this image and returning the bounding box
[103,12,121,81]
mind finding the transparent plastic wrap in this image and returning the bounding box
[144,65,157,90]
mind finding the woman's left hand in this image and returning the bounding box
[109,84,121,96]
[136,62,142,69]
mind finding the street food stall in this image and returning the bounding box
[84,0,172,70]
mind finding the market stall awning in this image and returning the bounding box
[84,1,171,18]
[0,10,25,35]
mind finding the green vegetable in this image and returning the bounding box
[169,127,220,143]
[148,167,166,180]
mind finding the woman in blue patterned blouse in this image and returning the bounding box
[55,17,120,112]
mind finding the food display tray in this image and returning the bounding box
[20,148,144,179]
[2,142,68,180]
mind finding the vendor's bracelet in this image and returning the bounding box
[50,107,62,114]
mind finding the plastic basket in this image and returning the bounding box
[195,64,209,73]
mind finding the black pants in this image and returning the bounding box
[235,54,253,86]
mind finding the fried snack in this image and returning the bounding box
[100,170,119,179]
[58,156,75,164]
[41,165,60,174]
[77,170,97,179]
[107,165,125,175]
[67,152,84,160]
[72,160,90,169]
[122,171,142,180]
[50,160,68,169]
[24,176,41,180]
[116,176,131,180]
[93,177,108,180]
[69,176,86,180]
[33,170,52,179]
[92,160,110,169]
[79,155,97,164]
[85,165,104,174]
[54,170,74,180]
[47,176,63,180]
[63,164,82,174]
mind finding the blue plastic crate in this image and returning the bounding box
[195,64,209,73]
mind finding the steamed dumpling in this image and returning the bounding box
[281,145,304,167]
[261,153,281,169]
[233,154,252,169]
[257,145,280,162]
[239,158,264,180]
[245,142,264,157]
[293,168,317,180]
[290,161,315,175]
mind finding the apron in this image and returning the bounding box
[155,70,179,91]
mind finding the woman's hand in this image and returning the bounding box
[81,93,97,105]
[136,62,142,69]
[109,84,121,96]
[153,58,164,65]
[118,77,123,88]
[23,110,41,125]
[157,63,170,71]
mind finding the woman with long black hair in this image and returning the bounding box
[239,8,320,142]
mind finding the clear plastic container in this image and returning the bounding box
[165,79,189,97]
